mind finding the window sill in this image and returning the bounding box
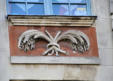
[11,56,100,64]
[8,15,97,27]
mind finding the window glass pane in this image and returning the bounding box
[70,5,87,15]
[70,0,86,3]
[9,3,26,15]
[53,4,69,15]
[27,0,43,3]
[52,0,69,3]
[28,4,44,15]
[9,0,43,2]
[9,0,26,2]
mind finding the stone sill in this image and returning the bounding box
[8,15,97,27]
[11,56,100,64]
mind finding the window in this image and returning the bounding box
[8,0,91,16]
[8,0,44,15]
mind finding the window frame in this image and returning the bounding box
[7,0,92,16]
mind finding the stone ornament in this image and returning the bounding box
[18,30,90,56]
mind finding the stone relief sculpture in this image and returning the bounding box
[18,30,90,56]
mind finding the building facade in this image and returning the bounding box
[0,0,113,81]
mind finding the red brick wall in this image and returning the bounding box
[9,26,99,57]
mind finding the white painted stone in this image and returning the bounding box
[9,64,65,80]
[92,1,113,49]
[11,56,100,64]
[110,0,113,13]
[0,0,9,81]
[63,65,98,80]
[95,19,113,48]
[10,65,113,81]
[95,66,113,81]
[92,0,110,19]
[99,48,113,66]
[0,50,10,81]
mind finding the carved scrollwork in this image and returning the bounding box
[18,29,90,56]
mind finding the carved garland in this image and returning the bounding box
[18,30,90,56]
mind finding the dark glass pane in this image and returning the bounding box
[27,0,43,3]
[28,4,44,15]
[9,3,26,15]
[70,0,86,3]
[70,5,87,15]
[52,0,69,3]
[53,4,69,15]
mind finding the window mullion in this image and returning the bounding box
[86,0,91,15]
[44,0,52,15]
[25,1,28,15]
[69,0,71,16]
[7,0,10,15]
[49,0,53,15]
